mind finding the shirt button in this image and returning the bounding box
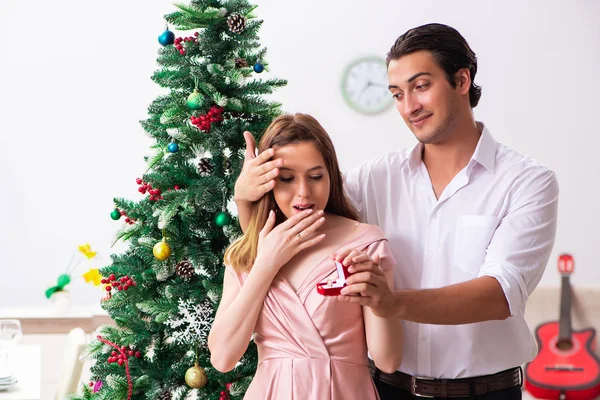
[427,254,434,260]
[421,336,427,342]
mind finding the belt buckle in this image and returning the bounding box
[411,375,435,398]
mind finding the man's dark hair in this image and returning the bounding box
[386,23,482,108]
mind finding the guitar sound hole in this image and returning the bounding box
[556,339,573,350]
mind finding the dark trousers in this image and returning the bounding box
[374,379,522,400]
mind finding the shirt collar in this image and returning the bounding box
[407,142,424,171]
[406,122,498,174]
[471,123,497,174]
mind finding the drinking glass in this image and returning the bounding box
[0,319,23,378]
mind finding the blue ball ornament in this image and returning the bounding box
[168,142,179,153]
[158,30,175,46]
[253,62,264,73]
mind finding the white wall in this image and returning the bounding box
[1,0,599,308]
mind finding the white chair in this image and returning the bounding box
[55,327,87,400]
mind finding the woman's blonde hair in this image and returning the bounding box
[224,113,359,272]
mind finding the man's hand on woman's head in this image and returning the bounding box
[234,131,283,203]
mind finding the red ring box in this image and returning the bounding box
[316,261,351,296]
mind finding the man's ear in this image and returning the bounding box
[455,68,471,95]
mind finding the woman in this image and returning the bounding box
[208,114,403,399]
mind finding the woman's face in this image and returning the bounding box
[272,141,330,219]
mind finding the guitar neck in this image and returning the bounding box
[558,275,573,342]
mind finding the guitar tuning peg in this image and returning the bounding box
[558,253,574,274]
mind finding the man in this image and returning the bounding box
[234,23,558,399]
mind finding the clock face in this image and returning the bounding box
[341,56,393,115]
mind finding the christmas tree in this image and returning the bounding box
[72,1,286,399]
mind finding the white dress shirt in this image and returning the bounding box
[344,123,559,379]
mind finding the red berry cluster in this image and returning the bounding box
[174,32,199,55]
[218,383,232,400]
[136,178,163,201]
[102,274,137,294]
[190,105,224,131]
[106,346,142,366]
[118,209,136,225]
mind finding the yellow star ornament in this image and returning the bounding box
[78,244,97,260]
[82,269,102,286]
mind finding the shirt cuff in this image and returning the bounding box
[477,262,528,317]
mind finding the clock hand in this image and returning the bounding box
[359,80,379,95]
[359,82,370,94]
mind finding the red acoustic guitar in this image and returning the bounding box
[525,254,600,399]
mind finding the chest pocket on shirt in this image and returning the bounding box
[453,215,501,276]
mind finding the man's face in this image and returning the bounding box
[388,50,461,144]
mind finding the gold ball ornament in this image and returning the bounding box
[185,362,208,389]
[153,238,172,261]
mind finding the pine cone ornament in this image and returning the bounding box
[198,157,213,176]
[176,260,194,278]
[235,57,248,68]
[227,13,246,34]
[158,390,172,400]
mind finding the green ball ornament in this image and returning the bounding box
[110,209,121,220]
[215,211,232,227]
[187,89,204,110]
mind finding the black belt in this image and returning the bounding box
[368,360,522,398]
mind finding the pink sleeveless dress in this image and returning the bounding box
[227,224,396,400]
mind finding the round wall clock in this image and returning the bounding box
[341,56,393,115]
